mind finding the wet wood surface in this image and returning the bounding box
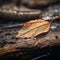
[0,19,60,60]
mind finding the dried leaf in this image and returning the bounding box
[16,19,51,38]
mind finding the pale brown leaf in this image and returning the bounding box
[16,19,51,38]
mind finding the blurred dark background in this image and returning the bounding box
[0,0,60,60]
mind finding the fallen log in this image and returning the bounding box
[0,31,60,56]
[23,0,60,8]
[0,19,60,60]
[0,5,41,21]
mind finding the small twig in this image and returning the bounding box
[1,24,24,29]
[32,53,50,60]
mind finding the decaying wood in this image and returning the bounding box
[40,3,60,20]
[23,0,60,8]
[0,31,60,56]
[0,6,41,20]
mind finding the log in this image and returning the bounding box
[0,31,60,56]
[0,5,41,21]
[0,19,60,59]
[23,0,60,8]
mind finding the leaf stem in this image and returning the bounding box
[50,15,59,24]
